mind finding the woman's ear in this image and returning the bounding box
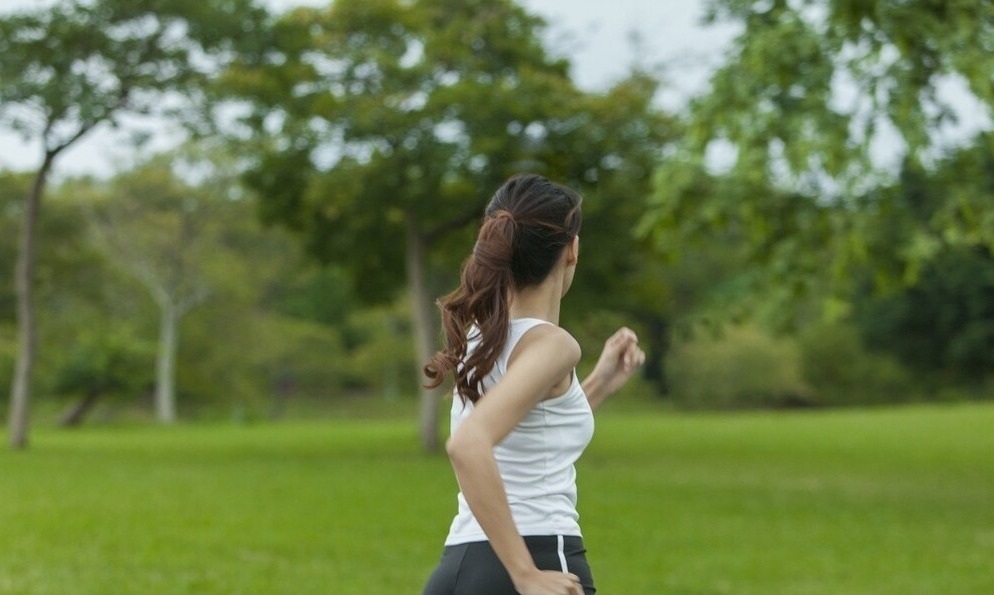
[566,235,580,265]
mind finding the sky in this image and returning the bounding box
[0,0,738,178]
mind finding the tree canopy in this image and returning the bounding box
[222,0,675,449]
[641,0,994,307]
[1,0,270,448]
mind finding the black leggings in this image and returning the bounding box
[422,535,595,595]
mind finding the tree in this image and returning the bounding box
[87,159,234,422]
[0,0,270,447]
[0,172,32,406]
[853,138,994,386]
[640,0,994,311]
[71,150,351,423]
[0,172,31,325]
[53,328,152,427]
[544,72,680,394]
[222,0,675,449]
[3,169,145,424]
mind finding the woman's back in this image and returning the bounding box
[444,318,594,546]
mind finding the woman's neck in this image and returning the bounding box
[508,274,564,325]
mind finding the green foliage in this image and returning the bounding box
[3,175,130,403]
[642,0,994,309]
[82,153,362,418]
[693,0,994,181]
[797,322,915,406]
[6,154,360,421]
[340,299,417,399]
[226,0,565,300]
[665,317,922,409]
[854,139,994,290]
[839,146,994,389]
[86,157,238,312]
[178,305,346,419]
[7,147,433,421]
[53,328,154,398]
[267,265,355,327]
[855,247,994,385]
[0,0,271,150]
[638,2,994,400]
[2,404,993,593]
[225,0,674,303]
[1,0,276,443]
[222,0,676,436]
[666,324,812,409]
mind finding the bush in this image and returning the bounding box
[798,322,916,406]
[666,324,812,409]
[341,300,417,399]
[172,296,348,422]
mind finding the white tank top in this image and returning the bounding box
[444,318,595,545]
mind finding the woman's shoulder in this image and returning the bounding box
[510,322,581,369]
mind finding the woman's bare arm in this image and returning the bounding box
[581,327,646,411]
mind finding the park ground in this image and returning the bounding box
[2,400,993,594]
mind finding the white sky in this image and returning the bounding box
[0,0,737,178]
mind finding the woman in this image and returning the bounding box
[421,174,646,595]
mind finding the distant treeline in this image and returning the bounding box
[1,0,992,437]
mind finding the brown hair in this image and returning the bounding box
[424,173,583,403]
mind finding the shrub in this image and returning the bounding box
[797,322,916,406]
[341,300,417,399]
[666,324,812,409]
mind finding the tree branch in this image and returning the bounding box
[424,204,484,245]
[46,119,99,159]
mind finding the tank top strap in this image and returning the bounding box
[498,318,555,374]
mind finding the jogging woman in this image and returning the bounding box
[421,174,645,595]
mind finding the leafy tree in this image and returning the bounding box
[53,328,153,427]
[853,138,994,386]
[2,170,121,421]
[857,247,994,386]
[82,145,352,423]
[0,0,271,447]
[87,159,231,423]
[547,73,680,394]
[640,0,994,312]
[222,0,675,449]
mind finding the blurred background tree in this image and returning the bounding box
[640,0,994,404]
[53,328,153,427]
[87,155,239,423]
[219,0,676,450]
[1,0,992,448]
[642,0,994,286]
[0,173,31,405]
[0,0,271,447]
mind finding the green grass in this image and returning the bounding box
[1,402,993,594]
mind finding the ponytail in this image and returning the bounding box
[424,210,516,403]
[424,174,582,404]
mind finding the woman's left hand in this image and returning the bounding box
[586,327,645,404]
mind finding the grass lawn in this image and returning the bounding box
[1,401,992,594]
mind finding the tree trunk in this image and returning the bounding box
[155,301,179,423]
[641,315,671,396]
[406,210,443,452]
[8,153,54,449]
[58,390,102,428]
